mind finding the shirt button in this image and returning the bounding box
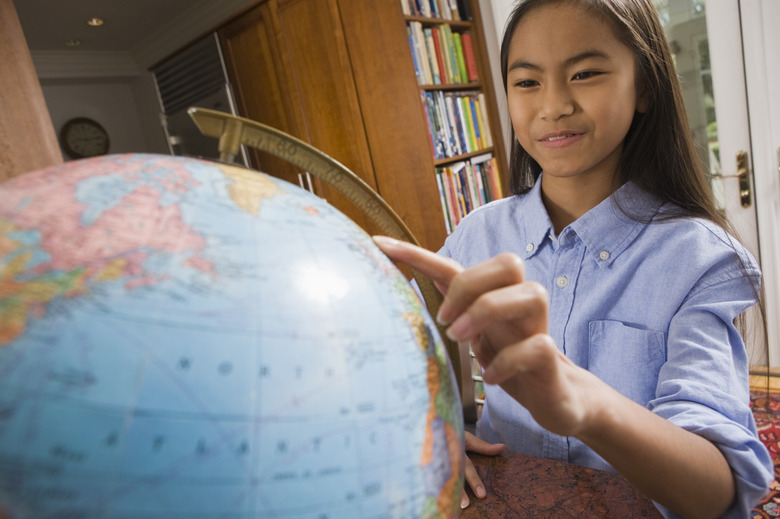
[599,250,610,261]
[556,276,568,288]
[525,243,534,252]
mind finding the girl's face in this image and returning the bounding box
[506,2,646,186]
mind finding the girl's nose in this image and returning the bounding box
[540,83,575,120]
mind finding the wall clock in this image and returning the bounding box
[60,117,110,159]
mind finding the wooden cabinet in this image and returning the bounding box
[218,0,506,252]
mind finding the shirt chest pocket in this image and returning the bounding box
[588,320,666,405]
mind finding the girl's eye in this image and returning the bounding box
[513,79,539,88]
[572,70,601,80]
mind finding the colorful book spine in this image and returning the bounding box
[456,0,471,20]
[419,0,431,17]
[403,0,461,20]
[453,32,469,83]
[431,27,447,84]
[423,28,441,84]
[460,96,477,152]
[435,170,453,233]
[410,22,432,84]
[444,167,462,226]
[468,95,481,148]
[420,92,436,156]
[434,155,503,232]
[474,94,490,147]
[461,32,479,81]
[449,0,460,20]
[407,27,422,83]
[441,25,461,84]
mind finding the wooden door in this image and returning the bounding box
[220,0,379,236]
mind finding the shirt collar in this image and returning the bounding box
[573,181,663,266]
[520,177,663,266]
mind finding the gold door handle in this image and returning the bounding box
[718,150,752,208]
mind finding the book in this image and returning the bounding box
[473,162,487,205]
[435,169,453,233]
[438,0,452,20]
[453,32,469,83]
[410,22,432,84]
[429,0,440,19]
[476,93,493,147]
[434,26,451,84]
[441,25,461,84]
[443,167,462,226]
[407,27,422,83]
[443,93,463,155]
[463,161,480,210]
[487,157,503,199]
[471,153,494,202]
[452,162,469,217]
[433,92,453,157]
[461,32,479,81]
[468,95,481,149]
[460,96,478,152]
[457,0,471,20]
[424,28,441,84]
[420,93,437,156]
[431,27,448,84]
[419,0,431,17]
[449,0,460,20]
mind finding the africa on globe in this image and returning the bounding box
[0,153,464,518]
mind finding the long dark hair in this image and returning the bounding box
[500,0,726,230]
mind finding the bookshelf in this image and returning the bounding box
[401,0,504,419]
[402,0,507,234]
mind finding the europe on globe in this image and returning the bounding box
[0,153,465,518]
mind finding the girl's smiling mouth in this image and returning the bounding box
[538,131,584,147]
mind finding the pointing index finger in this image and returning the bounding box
[372,236,463,293]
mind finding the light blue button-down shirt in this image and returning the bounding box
[438,179,773,518]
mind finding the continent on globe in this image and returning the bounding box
[1,156,217,344]
[0,153,464,519]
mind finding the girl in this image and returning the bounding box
[374,0,773,517]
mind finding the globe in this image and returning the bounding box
[0,153,464,518]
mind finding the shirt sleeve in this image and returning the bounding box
[650,264,773,518]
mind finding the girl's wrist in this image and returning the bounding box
[572,372,628,444]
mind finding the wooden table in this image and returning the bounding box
[461,450,663,518]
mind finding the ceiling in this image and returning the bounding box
[13,0,205,53]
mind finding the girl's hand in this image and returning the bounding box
[373,236,738,518]
[372,236,594,437]
[460,431,505,509]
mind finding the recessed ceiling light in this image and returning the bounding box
[86,17,104,27]
[64,39,82,47]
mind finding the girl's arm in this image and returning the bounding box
[373,236,735,519]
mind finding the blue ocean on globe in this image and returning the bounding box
[0,153,464,518]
